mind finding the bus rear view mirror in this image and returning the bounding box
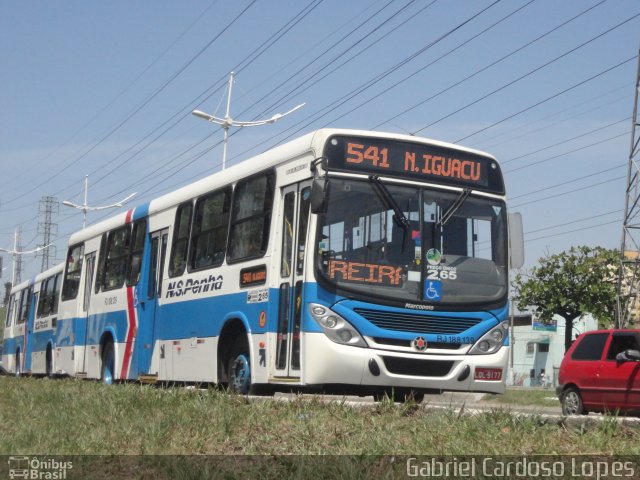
[508,212,524,269]
[311,178,330,214]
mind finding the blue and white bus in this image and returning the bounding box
[3,263,63,376]
[4,129,523,399]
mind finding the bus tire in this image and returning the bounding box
[101,342,115,385]
[228,336,252,395]
[15,349,21,377]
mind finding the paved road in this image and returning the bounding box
[270,390,562,415]
[267,391,640,425]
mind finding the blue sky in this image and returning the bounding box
[0,0,638,283]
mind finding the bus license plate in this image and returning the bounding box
[474,368,502,381]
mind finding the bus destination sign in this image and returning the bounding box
[324,135,504,194]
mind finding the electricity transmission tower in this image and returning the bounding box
[36,195,59,272]
[616,50,640,328]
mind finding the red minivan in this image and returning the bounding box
[557,329,640,415]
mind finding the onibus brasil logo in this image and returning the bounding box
[8,456,72,479]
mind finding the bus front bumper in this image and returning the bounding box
[302,333,508,394]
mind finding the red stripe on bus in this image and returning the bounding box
[120,286,137,379]
[125,208,134,224]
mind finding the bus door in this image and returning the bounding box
[23,285,35,373]
[136,228,168,376]
[274,181,311,378]
[80,252,96,373]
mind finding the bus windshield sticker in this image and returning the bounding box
[327,260,402,287]
[407,270,421,282]
[426,248,442,266]
[248,288,269,304]
[426,265,457,281]
[424,280,442,301]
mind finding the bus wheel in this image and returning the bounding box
[15,350,21,377]
[228,337,251,395]
[101,342,115,385]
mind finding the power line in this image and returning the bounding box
[454,55,638,143]
[371,0,606,131]
[525,209,621,236]
[470,82,631,149]
[0,0,269,214]
[505,130,630,174]
[67,0,428,212]
[512,175,625,209]
[243,0,421,120]
[411,11,640,137]
[334,0,537,129]
[236,0,502,160]
[502,117,630,164]
[525,219,619,244]
[0,0,228,208]
[509,163,626,200]
[82,1,327,205]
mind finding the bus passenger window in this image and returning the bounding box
[95,234,107,293]
[5,294,15,327]
[190,188,231,270]
[169,203,193,277]
[18,287,32,324]
[37,277,51,318]
[127,220,147,286]
[104,226,131,290]
[228,171,275,262]
[62,244,85,301]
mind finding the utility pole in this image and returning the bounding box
[36,195,59,272]
[0,227,50,285]
[616,50,640,328]
[62,175,137,228]
[192,72,305,170]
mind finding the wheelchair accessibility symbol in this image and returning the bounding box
[424,280,442,301]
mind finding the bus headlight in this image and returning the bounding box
[309,303,368,347]
[469,321,509,355]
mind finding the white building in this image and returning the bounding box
[508,313,598,387]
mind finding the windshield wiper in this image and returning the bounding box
[368,175,410,230]
[437,188,471,228]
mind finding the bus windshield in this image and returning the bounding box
[316,177,507,305]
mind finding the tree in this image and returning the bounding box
[513,246,618,353]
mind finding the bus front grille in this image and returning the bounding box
[372,337,464,350]
[354,308,481,334]
[381,356,454,377]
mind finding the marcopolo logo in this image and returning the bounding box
[8,456,72,479]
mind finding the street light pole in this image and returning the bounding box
[0,228,52,285]
[192,71,305,170]
[62,175,137,228]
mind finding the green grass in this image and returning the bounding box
[1,376,639,457]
